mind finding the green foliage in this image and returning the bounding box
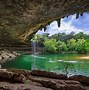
[86,39,89,51]
[32,31,89,54]
[44,38,59,53]
[75,39,88,53]
[67,39,76,51]
[59,41,67,52]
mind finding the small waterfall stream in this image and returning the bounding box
[31,40,39,70]
[32,41,39,55]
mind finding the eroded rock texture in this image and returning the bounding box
[0,0,89,48]
[0,69,88,90]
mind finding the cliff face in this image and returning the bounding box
[0,0,89,47]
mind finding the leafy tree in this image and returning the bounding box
[58,41,67,52]
[43,38,59,53]
[67,38,76,51]
[74,32,84,39]
[75,39,88,53]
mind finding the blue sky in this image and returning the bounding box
[37,13,89,36]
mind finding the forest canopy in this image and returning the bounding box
[32,32,89,54]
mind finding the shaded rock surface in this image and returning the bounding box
[0,69,89,90]
[0,0,89,48]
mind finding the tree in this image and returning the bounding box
[75,39,88,54]
[58,41,67,52]
[74,32,84,39]
[67,38,76,51]
[43,38,59,53]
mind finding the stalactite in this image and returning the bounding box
[47,22,50,25]
[67,16,68,18]
[76,13,79,19]
[57,19,61,27]
[44,26,46,32]
[80,13,83,16]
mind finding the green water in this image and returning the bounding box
[1,54,89,76]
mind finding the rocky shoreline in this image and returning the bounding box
[0,69,89,90]
[0,50,20,64]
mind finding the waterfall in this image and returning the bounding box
[31,41,38,70]
[32,41,39,55]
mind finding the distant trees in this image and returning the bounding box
[32,32,89,54]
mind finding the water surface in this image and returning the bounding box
[1,54,89,76]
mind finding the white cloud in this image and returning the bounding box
[59,15,83,34]
[37,13,89,35]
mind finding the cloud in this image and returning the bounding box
[37,13,89,35]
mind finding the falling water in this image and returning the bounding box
[31,40,39,70]
[32,41,39,55]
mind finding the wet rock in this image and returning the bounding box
[69,75,89,85]
[31,70,67,80]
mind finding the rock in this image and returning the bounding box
[0,82,52,90]
[1,52,10,60]
[13,73,26,83]
[0,69,26,83]
[8,53,16,58]
[0,50,20,63]
[0,56,2,60]
[28,75,85,90]
[0,0,88,45]
[69,75,89,85]
[31,70,67,80]
[12,51,20,56]
[8,69,31,77]
[0,69,88,90]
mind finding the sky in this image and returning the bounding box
[37,13,89,36]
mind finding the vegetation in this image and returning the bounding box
[32,32,89,54]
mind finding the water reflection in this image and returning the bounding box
[1,54,89,76]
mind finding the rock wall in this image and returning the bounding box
[0,0,89,48]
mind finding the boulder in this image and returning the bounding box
[31,70,67,80]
